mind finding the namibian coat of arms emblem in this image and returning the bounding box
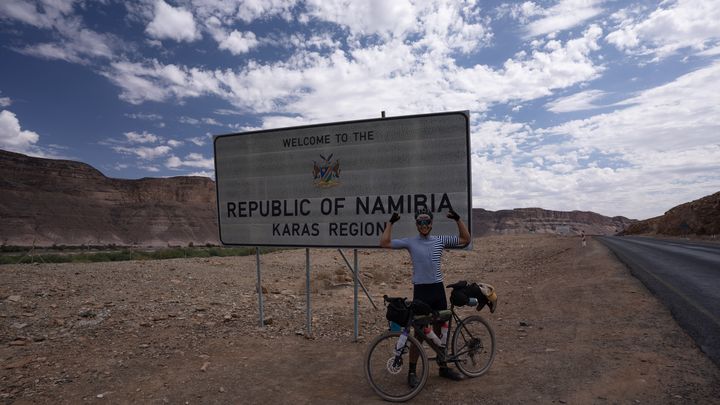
[313,154,340,188]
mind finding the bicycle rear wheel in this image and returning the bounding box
[451,315,496,377]
[364,331,429,402]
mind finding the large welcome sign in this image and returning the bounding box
[214,111,471,247]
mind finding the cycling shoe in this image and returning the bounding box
[439,367,464,381]
[408,372,419,388]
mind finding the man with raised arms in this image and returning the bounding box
[379,207,471,388]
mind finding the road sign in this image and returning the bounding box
[214,111,471,247]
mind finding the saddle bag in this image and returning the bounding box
[449,280,498,313]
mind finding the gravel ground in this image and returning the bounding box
[1,235,719,404]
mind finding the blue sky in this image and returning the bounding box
[1,0,719,219]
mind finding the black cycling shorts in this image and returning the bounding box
[413,282,447,311]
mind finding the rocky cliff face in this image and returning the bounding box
[622,191,720,237]
[472,207,634,236]
[0,150,219,246]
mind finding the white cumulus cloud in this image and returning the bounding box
[520,0,604,38]
[185,170,214,178]
[0,0,73,29]
[188,136,206,146]
[146,0,200,43]
[550,61,720,154]
[113,145,172,160]
[104,24,603,124]
[606,0,720,60]
[124,131,159,144]
[2,0,118,63]
[303,0,416,39]
[165,152,214,169]
[0,110,40,153]
[103,59,221,104]
[545,89,607,113]
[466,60,720,219]
[485,61,720,218]
[218,30,259,55]
[191,0,298,24]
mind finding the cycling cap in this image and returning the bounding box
[414,207,433,220]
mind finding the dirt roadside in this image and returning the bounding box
[1,235,719,404]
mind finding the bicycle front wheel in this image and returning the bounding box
[364,331,429,402]
[451,315,496,377]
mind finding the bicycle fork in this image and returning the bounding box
[390,329,410,371]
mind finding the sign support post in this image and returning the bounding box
[353,249,359,341]
[306,248,312,336]
[256,247,264,327]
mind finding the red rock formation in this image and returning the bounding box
[472,207,634,236]
[0,150,218,246]
[623,191,720,237]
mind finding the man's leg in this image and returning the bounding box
[408,284,425,388]
[431,288,464,382]
[437,320,463,381]
[407,329,421,388]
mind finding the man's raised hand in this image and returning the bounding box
[389,213,400,224]
[447,210,460,221]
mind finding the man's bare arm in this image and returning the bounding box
[456,219,470,246]
[448,210,471,246]
[380,213,400,248]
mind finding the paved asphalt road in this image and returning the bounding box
[597,236,720,367]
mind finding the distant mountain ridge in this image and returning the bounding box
[1,150,635,247]
[473,207,633,237]
[0,150,218,247]
[622,191,720,237]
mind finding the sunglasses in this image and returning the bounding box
[416,219,432,226]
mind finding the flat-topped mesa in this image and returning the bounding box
[0,149,218,247]
[472,207,635,236]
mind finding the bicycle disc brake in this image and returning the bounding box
[386,356,403,374]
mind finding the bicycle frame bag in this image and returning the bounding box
[411,299,432,316]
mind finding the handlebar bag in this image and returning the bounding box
[385,298,410,326]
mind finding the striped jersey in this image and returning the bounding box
[390,235,461,284]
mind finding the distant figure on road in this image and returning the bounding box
[581,231,587,247]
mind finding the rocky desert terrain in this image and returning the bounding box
[623,191,720,238]
[472,208,633,237]
[2,234,719,404]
